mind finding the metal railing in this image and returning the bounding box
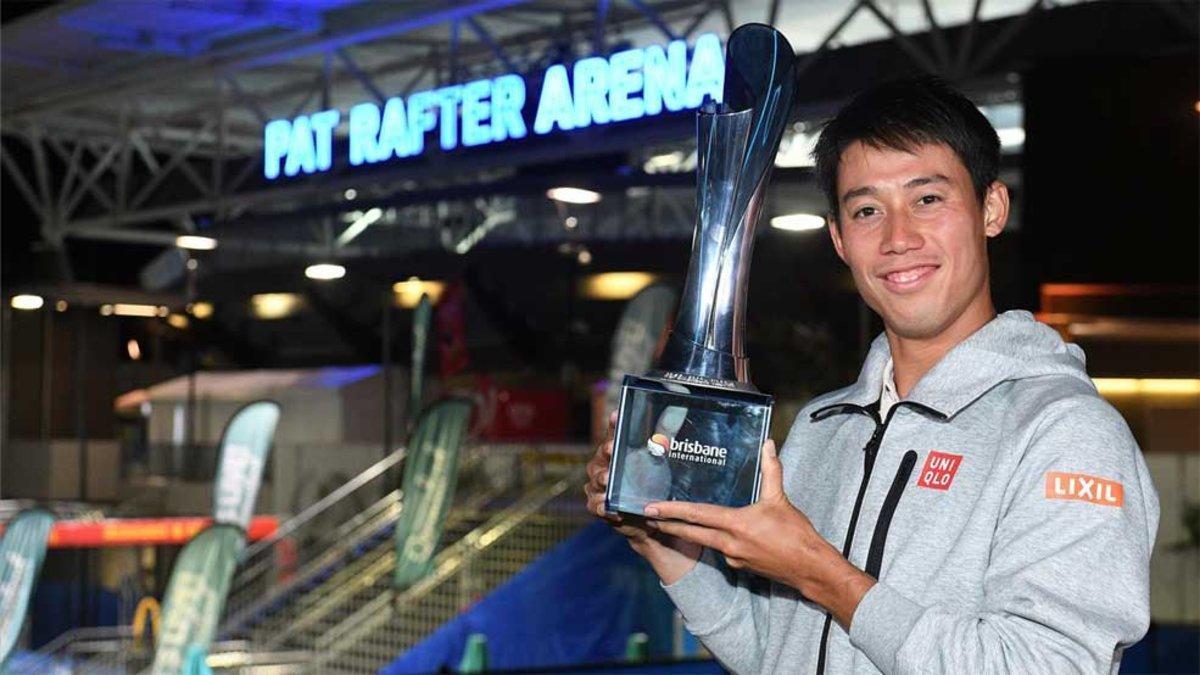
[19,443,591,674]
[222,447,408,627]
[309,468,590,673]
[12,625,136,674]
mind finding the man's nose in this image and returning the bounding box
[880,211,924,254]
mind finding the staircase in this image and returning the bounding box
[226,444,590,673]
[29,444,591,674]
[311,472,588,673]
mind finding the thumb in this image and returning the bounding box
[759,439,783,498]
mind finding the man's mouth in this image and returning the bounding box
[879,264,939,292]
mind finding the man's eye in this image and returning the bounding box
[854,206,878,219]
[918,195,942,205]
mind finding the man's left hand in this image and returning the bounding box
[644,439,876,629]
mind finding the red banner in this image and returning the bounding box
[0,516,278,548]
[436,280,470,377]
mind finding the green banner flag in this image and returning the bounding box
[393,398,473,590]
[213,401,280,529]
[409,294,433,428]
[152,524,244,674]
[0,509,54,668]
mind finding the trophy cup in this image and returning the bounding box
[605,24,796,516]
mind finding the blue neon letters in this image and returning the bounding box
[263,34,724,179]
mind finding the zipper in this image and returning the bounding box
[866,450,919,578]
[811,401,944,675]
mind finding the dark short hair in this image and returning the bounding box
[811,76,1000,219]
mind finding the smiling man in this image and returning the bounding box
[583,77,1159,674]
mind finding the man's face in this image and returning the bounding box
[827,141,1008,341]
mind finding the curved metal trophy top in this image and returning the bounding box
[654,24,796,391]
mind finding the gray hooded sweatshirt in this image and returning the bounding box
[662,310,1159,674]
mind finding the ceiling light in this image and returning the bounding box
[188,302,213,319]
[104,303,167,318]
[577,248,593,265]
[580,272,657,300]
[305,263,346,280]
[393,277,445,308]
[127,339,142,361]
[770,213,826,232]
[55,300,68,312]
[175,235,218,251]
[167,314,190,329]
[644,151,692,173]
[344,188,358,200]
[547,187,601,204]
[1093,378,1200,397]
[251,293,302,320]
[10,294,44,310]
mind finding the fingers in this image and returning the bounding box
[584,484,609,518]
[644,500,734,529]
[647,519,730,552]
[584,411,620,522]
[759,438,783,499]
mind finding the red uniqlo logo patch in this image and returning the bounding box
[917,451,963,491]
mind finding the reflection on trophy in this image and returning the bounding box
[606,23,797,516]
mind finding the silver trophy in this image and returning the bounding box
[606,24,796,515]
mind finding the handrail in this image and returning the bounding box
[312,468,585,662]
[228,488,402,601]
[240,447,406,560]
[220,490,402,634]
[32,624,133,656]
[256,479,515,650]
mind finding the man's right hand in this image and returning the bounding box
[583,411,703,584]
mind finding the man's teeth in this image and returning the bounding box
[887,268,927,283]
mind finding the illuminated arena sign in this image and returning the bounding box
[263,33,724,180]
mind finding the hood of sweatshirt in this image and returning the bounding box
[820,310,1094,418]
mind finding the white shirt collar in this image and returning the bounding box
[880,357,900,417]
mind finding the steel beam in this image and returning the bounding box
[0,142,48,219]
[465,17,518,73]
[336,48,388,106]
[623,0,678,40]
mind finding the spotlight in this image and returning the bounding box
[580,272,657,300]
[251,293,301,320]
[393,277,445,308]
[770,213,826,232]
[305,263,346,280]
[10,294,44,310]
[188,302,213,319]
[546,187,601,204]
[175,235,218,251]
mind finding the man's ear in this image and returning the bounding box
[983,181,1010,238]
[827,214,848,264]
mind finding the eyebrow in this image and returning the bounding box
[840,174,953,203]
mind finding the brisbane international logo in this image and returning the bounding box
[647,433,728,467]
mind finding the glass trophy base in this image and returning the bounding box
[605,373,774,516]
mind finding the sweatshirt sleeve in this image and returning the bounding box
[661,548,771,674]
[848,395,1160,674]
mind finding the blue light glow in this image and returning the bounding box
[264,34,723,180]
